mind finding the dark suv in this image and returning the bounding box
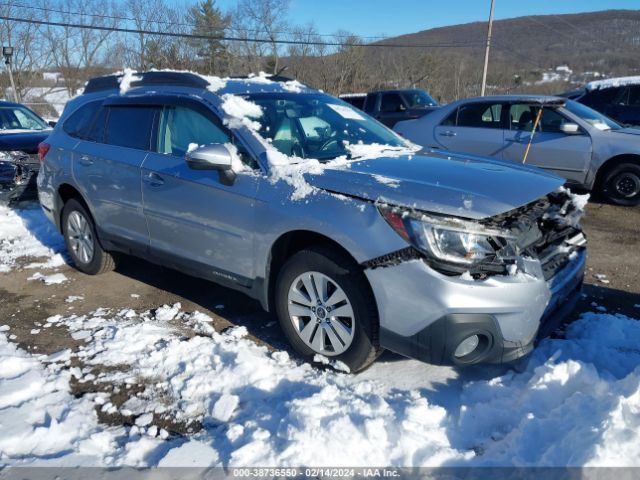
[561,77,640,126]
[340,89,438,128]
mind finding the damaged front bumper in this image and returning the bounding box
[0,151,40,205]
[367,249,586,366]
[365,190,588,366]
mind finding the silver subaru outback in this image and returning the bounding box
[37,71,587,372]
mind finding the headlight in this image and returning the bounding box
[378,205,517,274]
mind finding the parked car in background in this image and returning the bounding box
[340,89,439,127]
[561,76,640,127]
[395,95,640,206]
[39,72,586,372]
[0,101,53,205]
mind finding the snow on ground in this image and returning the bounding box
[0,204,66,272]
[1,304,639,467]
[0,204,639,467]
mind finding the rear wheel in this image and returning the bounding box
[600,162,640,206]
[275,246,381,372]
[62,198,115,275]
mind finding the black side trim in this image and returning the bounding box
[361,247,422,270]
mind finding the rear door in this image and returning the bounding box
[141,99,259,282]
[434,101,506,157]
[72,101,154,249]
[502,103,592,184]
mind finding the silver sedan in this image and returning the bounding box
[395,95,640,205]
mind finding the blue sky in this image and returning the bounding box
[189,0,638,39]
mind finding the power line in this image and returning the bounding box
[0,1,390,41]
[0,14,488,49]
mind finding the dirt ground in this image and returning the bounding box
[1,199,639,360]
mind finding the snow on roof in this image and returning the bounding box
[586,76,640,91]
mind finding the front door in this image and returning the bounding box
[141,102,259,283]
[502,103,592,184]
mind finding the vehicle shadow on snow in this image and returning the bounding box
[111,256,286,348]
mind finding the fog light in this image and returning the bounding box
[454,334,480,358]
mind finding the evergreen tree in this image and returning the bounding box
[187,0,230,75]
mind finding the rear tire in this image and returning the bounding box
[61,198,116,275]
[600,162,640,206]
[275,246,381,373]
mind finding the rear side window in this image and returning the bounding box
[63,101,102,139]
[105,106,157,150]
[86,107,108,143]
[449,102,503,129]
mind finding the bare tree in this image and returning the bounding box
[41,0,120,95]
[232,0,290,74]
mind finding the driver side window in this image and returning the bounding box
[158,106,230,157]
[380,93,405,113]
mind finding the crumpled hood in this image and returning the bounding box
[305,150,564,220]
[0,130,51,154]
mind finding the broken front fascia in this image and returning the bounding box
[370,189,586,279]
[0,151,40,204]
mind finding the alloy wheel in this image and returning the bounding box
[287,271,355,356]
[67,210,95,264]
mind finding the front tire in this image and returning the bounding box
[275,246,381,373]
[62,198,115,275]
[600,162,640,206]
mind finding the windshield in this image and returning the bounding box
[564,100,621,131]
[401,90,438,108]
[0,105,49,131]
[246,93,407,160]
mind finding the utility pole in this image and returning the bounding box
[2,46,19,103]
[480,0,495,96]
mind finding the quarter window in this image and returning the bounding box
[63,100,102,139]
[104,106,157,150]
[157,106,230,157]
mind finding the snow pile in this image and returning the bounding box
[220,93,263,131]
[28,272,69,285]
[0,204,65,272]
[119,68,143,95]
[587,76,640,91]
[1,298,640,466]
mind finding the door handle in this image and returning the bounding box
[78,155,93,166]
[143,172,165,187]
[439,130,456,137]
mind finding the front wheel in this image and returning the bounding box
[275,246,381,373]
[62,198,116,275]
[600,162,640,206]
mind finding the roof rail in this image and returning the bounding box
[83,71,210,94]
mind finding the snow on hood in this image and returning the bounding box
[305,152,565,219]
[586,76,640,90]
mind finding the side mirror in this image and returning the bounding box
[185,144,237,185]
[48,120,57,128]
[560,123,580,134]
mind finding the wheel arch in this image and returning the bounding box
[264,230,368,313]
[594,154,640,190]
[56,183,91,231]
